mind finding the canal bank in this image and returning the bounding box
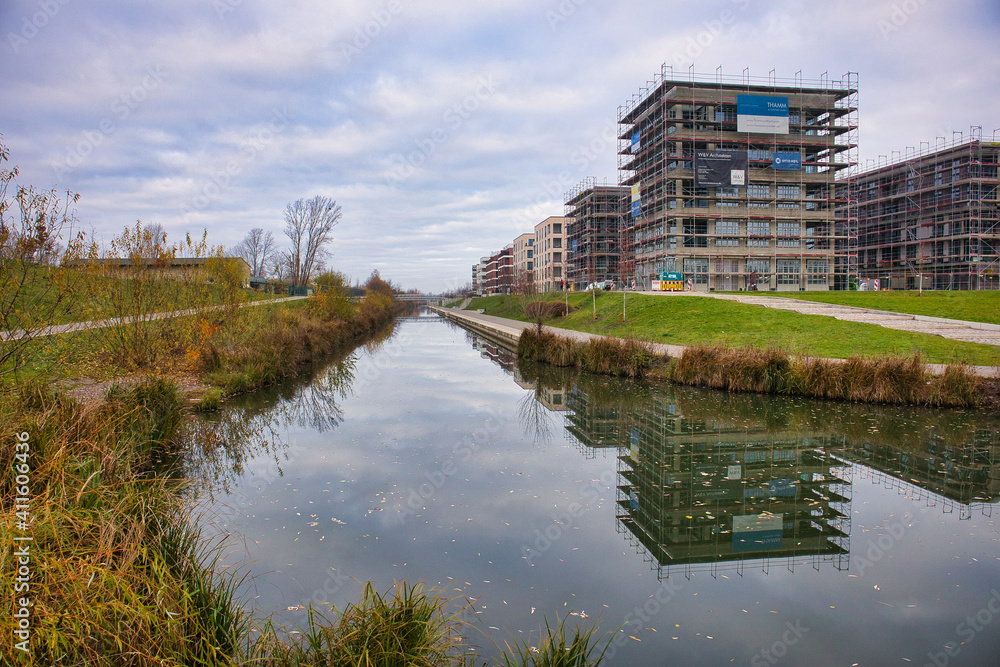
[430,305,1000,379]
[188,312,1000,667]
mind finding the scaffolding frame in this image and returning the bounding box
[851,131,1000,290]
[563,178,628,289]
[617,66,858,291]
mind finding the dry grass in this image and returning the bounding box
[671,344,981,407]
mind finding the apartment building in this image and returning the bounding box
[512,232,536,292]
[534,215,570,292]
[564,180,628,289]
[482,246,513,295]
[618,68,858,291]
[852,135,999,290]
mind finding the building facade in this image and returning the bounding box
[618,68,858,291]
[534,216,570,292]
[564,181,627,289]
[512,232,536,293]
[482,246,513,295]
[852,136,999,290]
[472,258,488,295]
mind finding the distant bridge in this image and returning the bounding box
[395,294,442,302]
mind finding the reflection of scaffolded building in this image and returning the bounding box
[564,385,628,453]
[832,429,999,519]
[469,333,517,374]
[616,396,851,579]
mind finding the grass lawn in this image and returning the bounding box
[470,292,1000,367]
[742,289,1000,325]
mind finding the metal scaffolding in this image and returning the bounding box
[617,67,858,291]
[851,130,1000,290]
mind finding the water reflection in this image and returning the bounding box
[184,321,399,496]
[472,334,1000,581]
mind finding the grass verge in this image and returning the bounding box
[472,293,1000,367]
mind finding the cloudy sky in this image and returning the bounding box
[2,0,999,292]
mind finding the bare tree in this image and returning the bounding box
[233,227,277,277]
[144,222,167,248]
[283,196,342,287]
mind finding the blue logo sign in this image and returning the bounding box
[631,200,641,218]
[737,95,789,117]
[772,152,802,170]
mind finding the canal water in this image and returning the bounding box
[187,309,1000,666]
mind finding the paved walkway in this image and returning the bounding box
[0,296,307,342]
[633,291,1000,347]
[431,305,1000,379]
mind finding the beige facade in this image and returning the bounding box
[534,216,570,292]
[512,233,536,292]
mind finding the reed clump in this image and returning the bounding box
[0,380,252,666]
[201,289,399,397]
[251,581,467,666]
[518,329,656,379]
[671,344,981,407]
[497,615,613,667]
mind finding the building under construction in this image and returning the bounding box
[618,67,859,291]
[564,179,628,289]
[852,132,1000,290]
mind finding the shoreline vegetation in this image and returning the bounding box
[2,279,610,665]
[478,292,999,410]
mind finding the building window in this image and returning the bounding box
[716,220,739,235]
[777,259,800,285]
[806,259,828,285]
[748,184,770,199]
[747,259,770,274]
[683,258,708,284]
[553,223,561,233]
[553,238,562,248]
[777,185,800,200]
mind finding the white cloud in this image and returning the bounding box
[2,0,998,291]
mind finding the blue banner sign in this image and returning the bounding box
[631,200,641,218]
[772,152,802,170]
[737,95,789,134]
[631,131,641,154]
[732,513,784,552]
